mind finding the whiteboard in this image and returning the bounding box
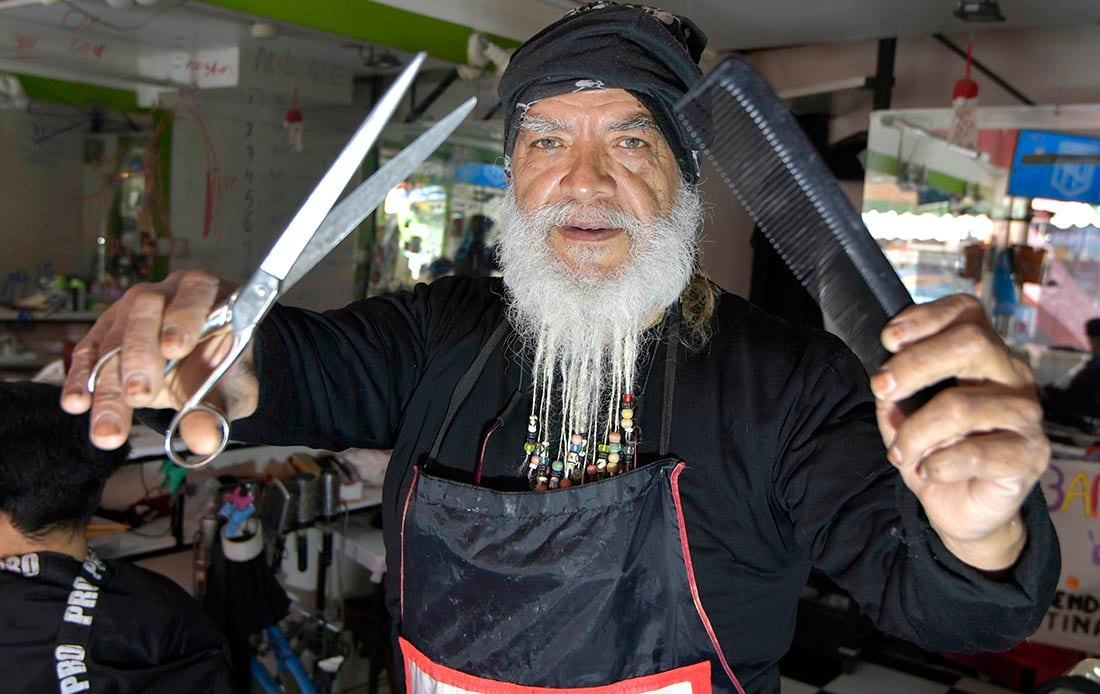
[0,107,88,299]
[166,87,365,312]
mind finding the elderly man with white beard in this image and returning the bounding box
[62,3,1058,692]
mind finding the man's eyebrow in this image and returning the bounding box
[518,114,570,134]
[609,114,659,132]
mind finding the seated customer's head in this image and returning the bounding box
[0,381,130,558]
[1087,318,1100,353]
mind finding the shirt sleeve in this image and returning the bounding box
[775,336,1061,653]
[230,281,439,451]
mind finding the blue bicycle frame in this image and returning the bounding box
[250,625,317,694]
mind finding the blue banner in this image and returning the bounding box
[1009,130,1100,204]
[454,162,507,189]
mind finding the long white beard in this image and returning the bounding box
[496,184,703,463]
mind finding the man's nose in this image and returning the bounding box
[559,144,614,202]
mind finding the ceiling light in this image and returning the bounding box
[358,46,402,70]
[954,0,1006,22]
[251,21,279,40]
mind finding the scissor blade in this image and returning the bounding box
[281,97,478,292]
[258,52,426,281]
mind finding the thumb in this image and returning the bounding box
[176,408,229,457]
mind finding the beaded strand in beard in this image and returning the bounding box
[563,432,585,488]
[523,392,641,490]
[569,447,586,486]
[620,393,637,470]
[607,431,622,476]
[524,415,540,483]
[535,441,551,491]
[549,459,565,489]
[528,453,541,485]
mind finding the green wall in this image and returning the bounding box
[17,74,139,112]
[200,0,519,66]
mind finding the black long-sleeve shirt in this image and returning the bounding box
[234,276,1059,693]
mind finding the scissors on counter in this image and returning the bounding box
[88,53,476,469]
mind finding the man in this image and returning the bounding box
[63,3,1058,692]
[0,381,234,693]
[1044,317,1100,426]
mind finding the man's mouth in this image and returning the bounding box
[557,224,623,242]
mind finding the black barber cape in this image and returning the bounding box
[234,276,1060,693]
[0,550,233,693]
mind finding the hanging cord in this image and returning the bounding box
[428,320,510,464]
[474,388,524,486]
[965,35,974,81]
[659,309,681,458]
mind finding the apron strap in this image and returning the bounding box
[659,308,680,458]
[428,318,511,463]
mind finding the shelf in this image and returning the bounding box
[108,425,386,561]
[0,309,102,323]
[345,485,384,513]
[89,486,384,561]
[88,516,178,560]
[128,424,327,468]
[0,356,48,370]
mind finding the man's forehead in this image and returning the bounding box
[520,90,659,132]
[525,88,647,113]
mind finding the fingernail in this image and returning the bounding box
[93,412,122,439]
[125,373,150,399]
[887,446,903,467]
[872,369,896,396]
[888,327,904,344]
[162,327,184,352]
[884,321,908,348]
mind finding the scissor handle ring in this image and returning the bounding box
[87,345,122,394]
[165,403,231,469]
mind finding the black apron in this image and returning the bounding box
[395,316,746,693]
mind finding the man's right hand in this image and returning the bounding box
[61,270,260,453]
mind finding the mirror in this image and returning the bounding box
[366,120,506,297]
[863,105,1100,364]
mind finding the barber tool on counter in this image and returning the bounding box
[289,472,317,573]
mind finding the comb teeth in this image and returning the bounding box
[676,56,914,374]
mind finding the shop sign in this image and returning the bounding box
[1034,457,1100,652]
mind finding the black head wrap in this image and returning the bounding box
[498,2,707,183]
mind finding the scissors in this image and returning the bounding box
[88,52,477,469]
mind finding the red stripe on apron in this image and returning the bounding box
[670,464,746,694]
[401,637,712,694]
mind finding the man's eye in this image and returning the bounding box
[620,137,647,149]
[533,137,560,149]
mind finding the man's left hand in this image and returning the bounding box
[871,294,1049,571]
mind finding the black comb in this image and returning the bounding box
[676,54,950,410]
[676,54,909,372]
